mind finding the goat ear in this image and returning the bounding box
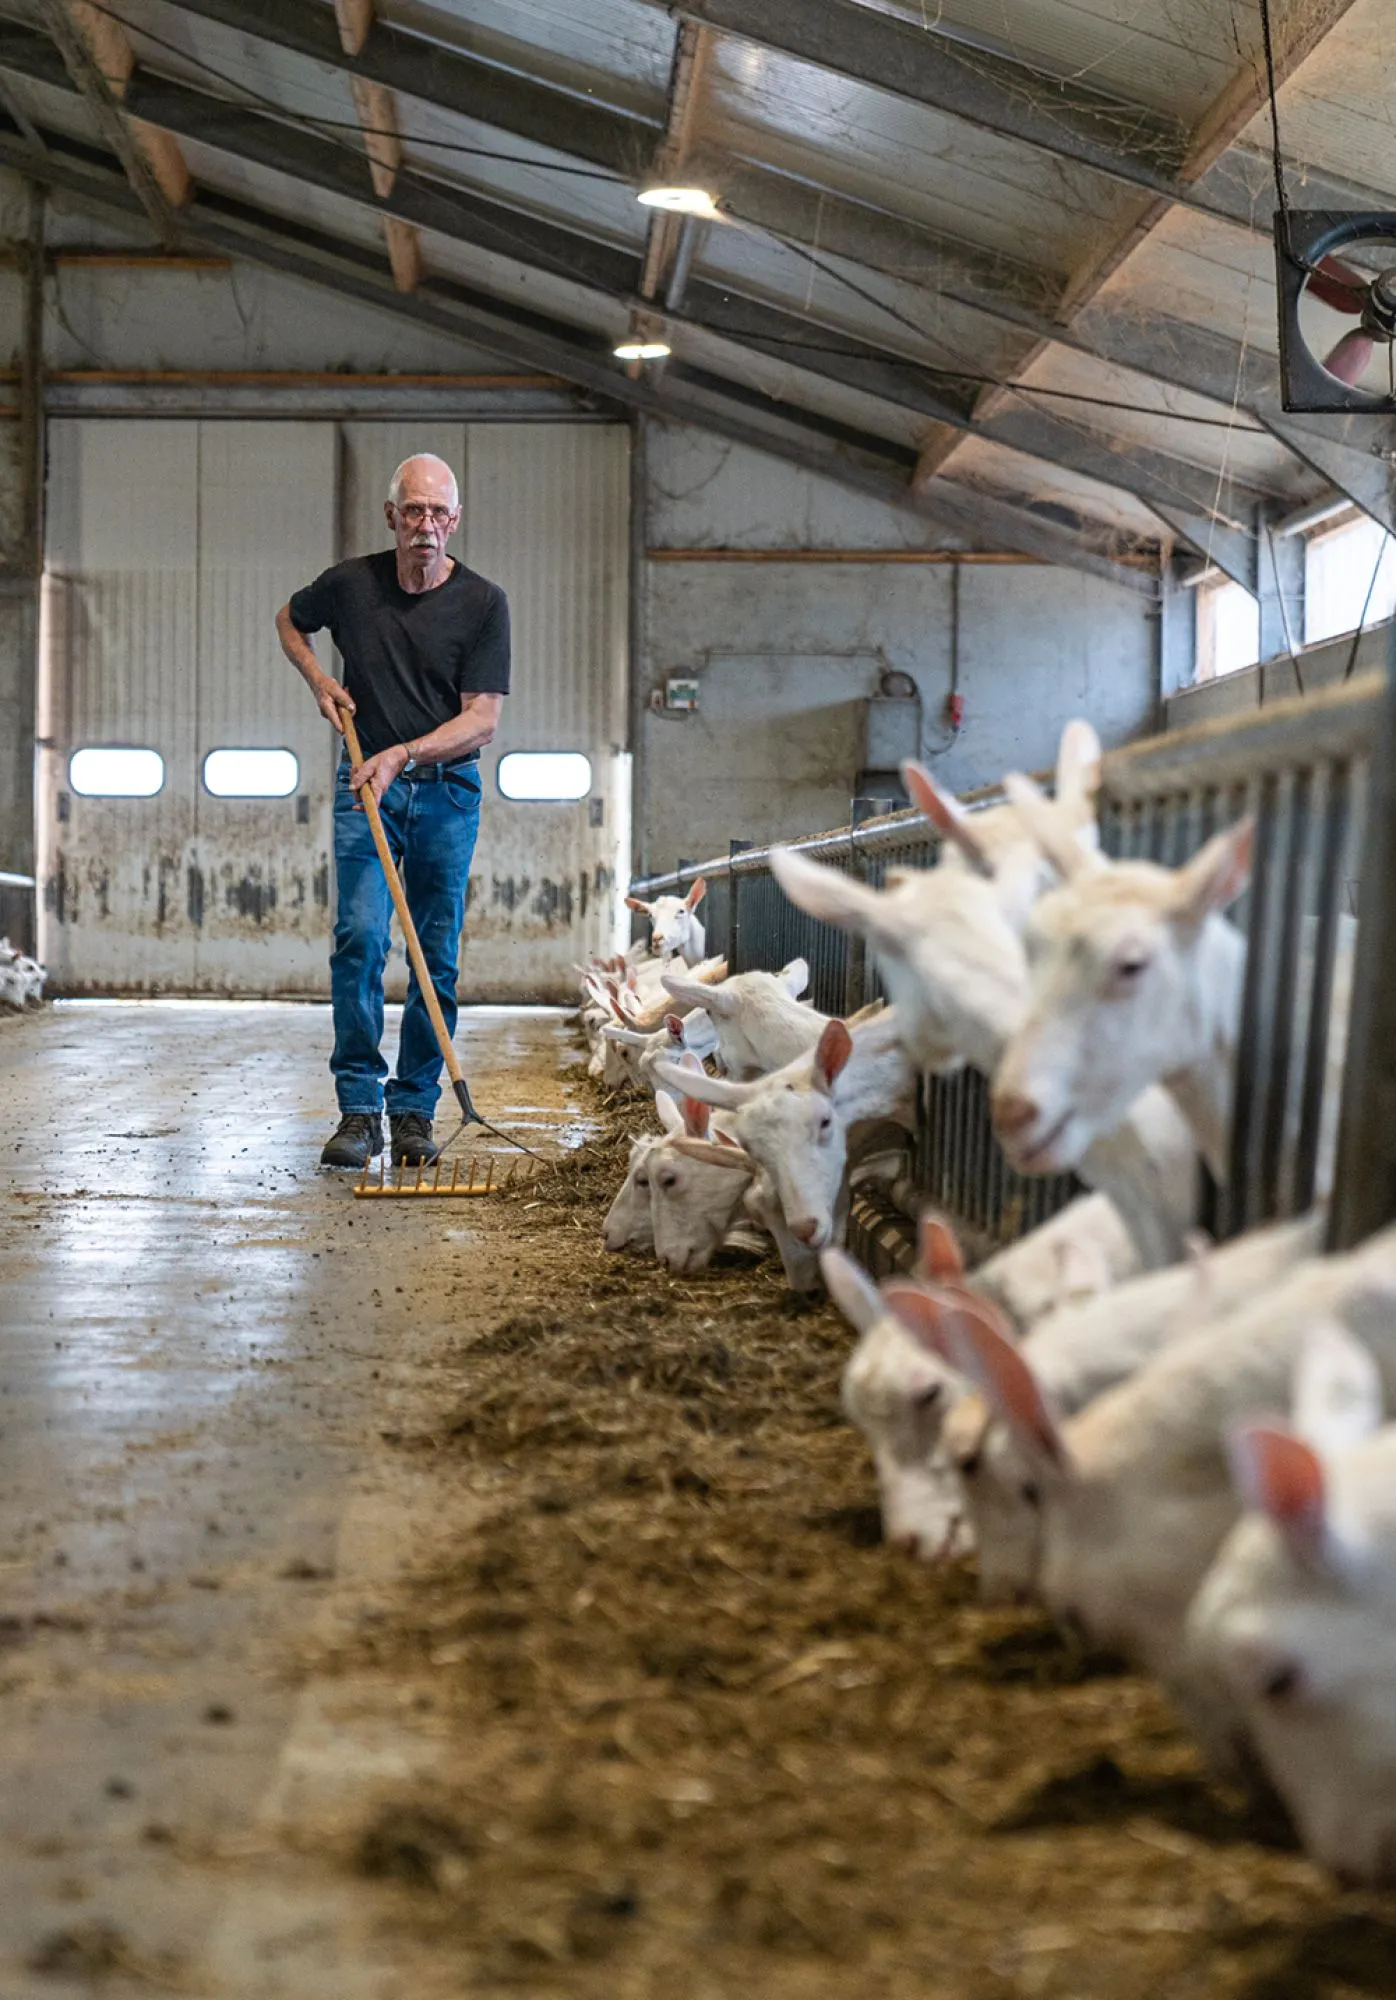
[664,1012,685,1044]
[903,761,994,877]
[655,1092,683,1134]
[651,1057,755,1109]
[1003,772,1093,882]
[917,1213,965,1282]
[1054,719,1102,824]
[684,876,707,911]
[812,1018,853,1095]
[678,1056,710,1138]
[940,1299,1070,1474]
[625,895,651,915]
[664,970,733,1017]
[781,955,810,997]
[1173,818,1254,926]
[771,847,889,937]
[670,1136,757,1174]
[881,1282,960,1364]
[1292,1321,1382,1457]
[820,1248,884,1335]
[1227,1423,1328,1563]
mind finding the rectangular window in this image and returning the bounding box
[1195,579,1260,682]
[1303,514,1396,646]
[497,751,592,801]
[68,747,164,797]
[202,748,299,798]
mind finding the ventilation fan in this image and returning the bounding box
[1276,211,1396,412]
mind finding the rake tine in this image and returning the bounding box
[451,1158,460,1191]
[415,1160,426,1192]
[396,1162,405,1194]
[484,1158,494,1193]
[433,1158,442,1192]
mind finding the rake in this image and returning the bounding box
[337,705,549,1172]
[353,1153,546,1199]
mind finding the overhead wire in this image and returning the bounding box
[69,0,630,183]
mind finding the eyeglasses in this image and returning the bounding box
[395,502,456,526]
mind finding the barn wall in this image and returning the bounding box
[632,423,1161,876]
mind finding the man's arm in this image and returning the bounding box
[349,692,504,804]
[275,602,354,733]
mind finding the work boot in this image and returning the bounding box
[391,1112,440,1166]
[320,1112,383,1169]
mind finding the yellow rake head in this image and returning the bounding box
[353,1154,541,1199]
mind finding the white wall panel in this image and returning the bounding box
[463,423,630,997]
[40,420,201,990]
[193,422,337,992]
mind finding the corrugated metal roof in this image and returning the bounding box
[863,0,1243,122]
[703,37,1144,276]
[1,0,1386,564]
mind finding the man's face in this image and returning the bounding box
[385,459,460,565]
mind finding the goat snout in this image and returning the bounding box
[991,1089,1038,1137]
[789,1216,823,1245]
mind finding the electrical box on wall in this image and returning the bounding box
[859,671,922,801]
[652,676,699,713]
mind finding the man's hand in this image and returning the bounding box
[313,675,355,733]
[349,743,410,808]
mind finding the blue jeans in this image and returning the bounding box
[330,757,481,1118]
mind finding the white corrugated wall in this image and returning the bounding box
[39,419,630,1001]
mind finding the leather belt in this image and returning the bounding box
[402,758,479,784]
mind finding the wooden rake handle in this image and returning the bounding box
[338,705,466,1095]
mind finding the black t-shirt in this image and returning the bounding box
[288,551,510,759]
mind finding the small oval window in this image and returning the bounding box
[69,747,165,797]
[203,748,299,798]
[497,751,592,802]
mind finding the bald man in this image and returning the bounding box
[276,453,510,1169]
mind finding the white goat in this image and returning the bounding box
[1186,1328,1396,1886]
[914,1211,1325,1603]
[625,877,707,962]
[991,789,1254,1182]
[940,1222,1396,1773]
[662,957,822,1079]
[654,1008,915,1260]
[771,749,1198,1271]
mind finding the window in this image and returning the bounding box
[202,748,299,798]
[497,751,592,801]
[1195,579,1260,682]
[68,747,164,797]
[1304,514,1396,646]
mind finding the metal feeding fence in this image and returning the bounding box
[632,657,1396,1271]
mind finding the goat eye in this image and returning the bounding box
[635,1174,649,1190]
[914,1384,941,1411]
[958,1450,982,1479]
[1114,953,1150,984]
[1020,1481,1041,1509]
[1260,1661,1302,1704]
[659,1172,678,1191]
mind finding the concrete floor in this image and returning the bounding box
[0,1000,581,1998]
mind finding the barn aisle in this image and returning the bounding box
[0,1001,581,1997]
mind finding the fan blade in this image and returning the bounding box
[1307,253,1368,314]
[1323,328,1375,385]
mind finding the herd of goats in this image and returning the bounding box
[576,721,1396,1891]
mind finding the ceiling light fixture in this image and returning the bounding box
[637,185,720,219]
[613,338,672,361]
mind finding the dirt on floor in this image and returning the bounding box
[317,1073,1396,2000]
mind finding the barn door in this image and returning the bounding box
[39,419,335,995]
[339,422,631,1004]
[40,420,201,992]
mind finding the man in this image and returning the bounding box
[275,453,509,1169]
